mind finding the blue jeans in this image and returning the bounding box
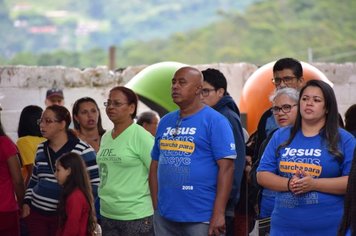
[153,211,209,236]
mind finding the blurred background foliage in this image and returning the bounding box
[1,0,355,68]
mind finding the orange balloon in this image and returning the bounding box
[239,61,332,134]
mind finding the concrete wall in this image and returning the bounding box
[313,63,356,116]
[1,63,355,141]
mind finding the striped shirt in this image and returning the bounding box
[24,134,99,215]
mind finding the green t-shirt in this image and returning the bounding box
[97,123,154,220]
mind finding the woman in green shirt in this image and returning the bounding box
[97,86,154,236]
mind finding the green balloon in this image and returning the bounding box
[125,61,188,115]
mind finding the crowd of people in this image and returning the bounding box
[0,58,355,236]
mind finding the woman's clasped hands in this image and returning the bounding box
[289,169,316,195]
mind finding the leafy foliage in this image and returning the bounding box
[1,0,355,67]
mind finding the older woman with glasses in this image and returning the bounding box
[249,87,299,236]
[257,80,356,236]
[97,86,154,235]
[22,105,99,236]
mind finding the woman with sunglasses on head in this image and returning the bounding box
[256,80,356,235]
[72,97,106,153]
[97,86,154,235]
[249,87,299,236]
[22,105,99,236]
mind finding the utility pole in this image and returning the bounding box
[109,46,116,70]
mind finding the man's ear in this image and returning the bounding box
[298,77,305,87]
[217,88,225,98]
[143,122,149,130]
[195,86,202,95]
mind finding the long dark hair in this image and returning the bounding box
[17,105,43,137]
[338,147,356,235]
[72,97,105,136]
[277,80,342,162]
[57,152,97,234]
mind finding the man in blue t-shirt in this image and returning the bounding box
[201,68,246,236]
[150,66,237,236]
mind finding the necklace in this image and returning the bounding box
[46,147,55,174]
[172,113,182,137]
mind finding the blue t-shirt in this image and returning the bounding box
[345,228,351,236]
[259,188,277,218]
[265,114,278,137]
[257,127,355,236]
[151,106,236,222]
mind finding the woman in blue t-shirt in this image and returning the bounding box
[257,80,356,236]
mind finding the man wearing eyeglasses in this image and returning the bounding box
[254,58,304,158]
[201,68,246,236]
[150,66,237,236]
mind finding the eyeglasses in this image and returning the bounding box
[272,76,298,86]
[201,88,216,97]
[271,104,297,114]
[103,101,127,108]
[37,118,60,125]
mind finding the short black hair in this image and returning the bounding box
[201,68,228,95]
[273,58,303,79]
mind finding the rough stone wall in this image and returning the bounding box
[313,63,356,115]
[0,63,355,141]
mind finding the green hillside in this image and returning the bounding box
[1,0,255,56]
[1,0,355,67]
